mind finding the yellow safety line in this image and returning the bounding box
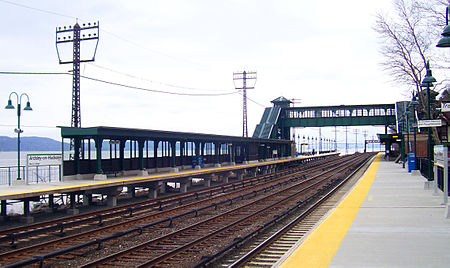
[0,153,337,198]
[280,153,381,268]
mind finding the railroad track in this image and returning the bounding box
[213,153,375,267]
[0,155,344,267]
[0,156,331,248]
[77,154,371,267]
[0,154,369,267]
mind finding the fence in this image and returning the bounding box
[0,165,62,186]
[418,158,433,181]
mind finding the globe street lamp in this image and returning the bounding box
[421,61,436,180]
[437,5,450,47]
[4,92,32,183]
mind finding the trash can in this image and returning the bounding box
[407,153,416,172]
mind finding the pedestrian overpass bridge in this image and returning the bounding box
[253,97,398,140]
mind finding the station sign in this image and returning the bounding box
[434,145,445,167]
[365,140,379,144]
[433,145,449,205]
[418,119,443,128]
[442,102,450,112]
[27,153,62,166]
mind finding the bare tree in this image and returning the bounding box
[374,0,445,94]
[374,0,447,143]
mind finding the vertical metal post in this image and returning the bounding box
[406,105,410,154]
[170,141,176,168]
[153,140,159,170]
[434,164,439,196]
[444,146,448,204]
[95,137,103,174]
[242,71,247,137]
[413,106,417,168]
[335,126,337,151]
[17,102,21,180]
[61,137,64,182]
[345,126,348,154]
[1,200,7,218]
[427,85,433,180]
[319,128,322,153]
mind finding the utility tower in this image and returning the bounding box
[56,21,99,153]
[344,126,349,154]
[233,71,257,137]
[332,126,338,151]
[354,129,360,153]
[363,130,368,152]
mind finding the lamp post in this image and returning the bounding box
[421,61,436,180]
[409,94,419,169]
[437,5,450,47]
[404,102,410,155]
[4,92,33,183]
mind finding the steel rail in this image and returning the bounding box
[79,155,365,267]
[1,156,345,267]
[226,153,375,267]
[0,154,343,249]
[0,158,318,246]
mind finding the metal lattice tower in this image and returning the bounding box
[233,71,257,137]
[72,23,81,128]
[56,21,99,152]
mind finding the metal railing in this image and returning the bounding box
[418,158,433,181]
[0,165,61,186]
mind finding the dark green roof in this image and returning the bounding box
[59,126,293,144]
[271,96,291,104]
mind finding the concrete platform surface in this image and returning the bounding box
[279,155,450,268]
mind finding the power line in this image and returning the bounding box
[237,91,266,108]
[0,0,76,19]
[0,124,58,129]
[0,0,207,69]
[80,75,240,96]
[99,30,208,69]
[88,63,228,92]
[0,71,69,75]
[0,70,239,96]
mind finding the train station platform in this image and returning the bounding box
[0,154,338,221]
[278,154,450,267]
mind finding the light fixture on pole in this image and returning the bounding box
[437,5,450,47]
[5,92,33,185]
[420,61,437,180]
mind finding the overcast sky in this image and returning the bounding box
[0,0,428,144]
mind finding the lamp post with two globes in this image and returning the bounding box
[4,92,33,184]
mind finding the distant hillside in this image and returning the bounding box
[0,136,68,152]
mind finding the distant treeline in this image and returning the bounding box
[0,136,157,152]
[0,136,69,152]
